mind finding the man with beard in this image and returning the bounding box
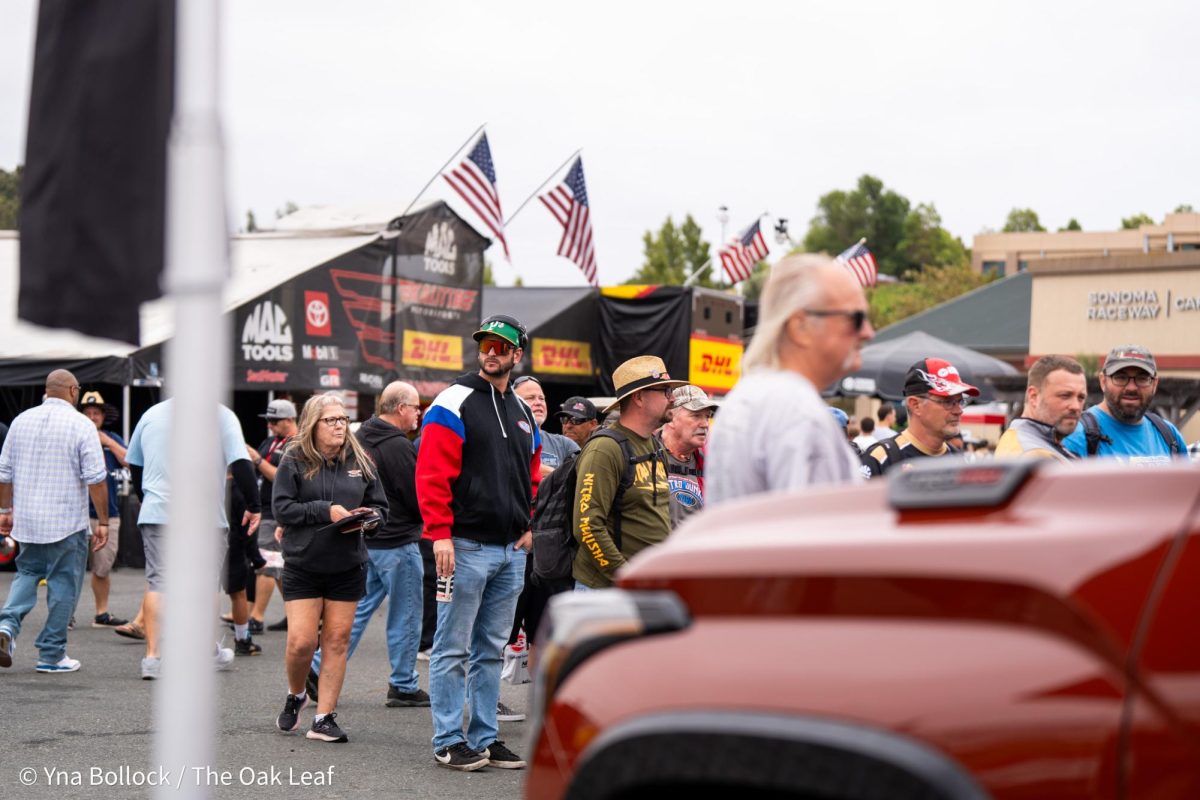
[708,256,874,502]
[996,356,1086,461]
[659,385,718,527]
[860,358,979,478]
[572,356,682,591]
[1062,345,1186,464]
[416,314,540,772]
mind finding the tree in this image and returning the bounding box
[1174,204,1195,213]
[245,209,259,233]
[1001,208,1046,232]
[1058,218,1082,231]
[739,261,770,302]
[1121,213,1154,229]
[896,203,968,268]
[0,164,20,229]
[868,263,996,330]
[803,175,912,277]
[628,214,720,287]
[483,261,496,286]
[275,200,299,220]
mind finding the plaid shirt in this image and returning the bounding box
[0,398,107,544]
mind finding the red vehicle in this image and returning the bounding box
[525,460,1200,799]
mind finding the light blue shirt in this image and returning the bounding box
[1062,405,1187,465]
[0,398,107,544]
[126,399,250,527]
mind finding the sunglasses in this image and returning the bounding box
[803,308,868,332]
[478,338,514,356]
[512,375,542,388]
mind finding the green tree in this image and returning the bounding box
[1121,212,1155,229]
[0,164,21,229]
[868,263,996,330]
[244,209,259,233]
[803,175,911,277]
[483,261,496,286]
[275,200,299,220]
[628,214,719,287]
[739,261,771,302]
[1001,208,1046,232]
[1174,204,1195,213]
[896,203,968,268]
[1058,218,1082,231]
[513,274,525,287]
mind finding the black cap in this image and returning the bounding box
[555,396,598,422]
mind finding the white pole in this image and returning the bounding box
[156,0,228,796]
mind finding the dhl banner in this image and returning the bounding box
[402,330,463,371]
[532,338,593,377]
[688,336,741,394]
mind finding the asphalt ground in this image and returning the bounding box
[0,567,530,800]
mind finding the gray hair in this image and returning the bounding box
[742,254,833,372]
[378,381,417,415]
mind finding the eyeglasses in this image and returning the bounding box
[319,416,351,427]
[561,417,593,426]
[478,338,514,356]
[921,395,969,410]
[1107,372,1153,387]
[512,375,541,388]
[803,309,868,332]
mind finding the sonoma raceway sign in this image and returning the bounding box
[1086,289,1200,321]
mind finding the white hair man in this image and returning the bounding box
[707,255,874,503]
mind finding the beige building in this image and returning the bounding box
[972,212,1200,277]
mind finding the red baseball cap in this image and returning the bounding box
[902,358,980,398]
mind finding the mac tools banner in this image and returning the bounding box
[233,202,488,396]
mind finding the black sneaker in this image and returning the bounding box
[276,693,308,733]
[306,713,348,743]
[267,617,288,632]
[235,637,262,656]
[305,668,320,702]
[92,612,129,628]
[481,740,527,770]
[434,742,488,771]
[385,685,430,707]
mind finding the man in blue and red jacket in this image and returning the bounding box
[416,314,541,772]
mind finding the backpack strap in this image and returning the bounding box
[1080,409,1112,457]
[1144,411,1182,455]
[587,428,664,551]
[878,436,904,469]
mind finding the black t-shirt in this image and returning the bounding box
[257,435,290,515]
[859,430,957,479]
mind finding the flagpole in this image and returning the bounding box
[504,148,581,226]
[398,122,485,222]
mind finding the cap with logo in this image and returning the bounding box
[556,396,598,422]
[259,399,298,420]
[473,314,527,349]
[670,385,719,412]
[902,358,980,398]
[1103,344,1157,377]
[79,390,118,424]
[602,355,687,415]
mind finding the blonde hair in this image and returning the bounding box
[285,394,376,481]
[742,254,832,372]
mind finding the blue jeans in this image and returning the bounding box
[0,530,89,664]
[429,538,526,753]
[310,543,424,692]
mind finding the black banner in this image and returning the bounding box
[232,203,487,397]
[596,287,691,394]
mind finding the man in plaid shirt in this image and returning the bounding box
[0,370,109,674]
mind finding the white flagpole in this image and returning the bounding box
[399,123,485,222]
[156,0,227,796]
[504,148,581,226]
[684,211,769,287]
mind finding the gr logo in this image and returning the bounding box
[424,222,457,276]
[242,301,294,362]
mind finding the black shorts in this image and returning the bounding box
[281,563,366,602]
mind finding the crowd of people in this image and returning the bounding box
[0,254,1194,772]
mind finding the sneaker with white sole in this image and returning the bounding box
[434,742,488,771]
[496,701,525,722]
[214,645,234,671]
[276,693,308,733]
[481,740,527,769]
[0,629,12,669]
[36,656,81,673]
[306,712,348,743]
[141,656,161,680]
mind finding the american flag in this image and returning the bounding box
[539,157,598,286]
[718,220,769,284]
[442,132,510,261]
[837,239,877,287]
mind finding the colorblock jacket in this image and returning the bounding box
[416,372,542,545]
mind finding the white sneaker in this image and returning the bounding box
[141,656,161,680]
[214,645,234,671]
[36,656,81,673]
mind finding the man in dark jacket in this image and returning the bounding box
[417,314,541,772]
[309,382,427,707]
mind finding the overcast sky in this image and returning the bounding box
[3,1,1197,287]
